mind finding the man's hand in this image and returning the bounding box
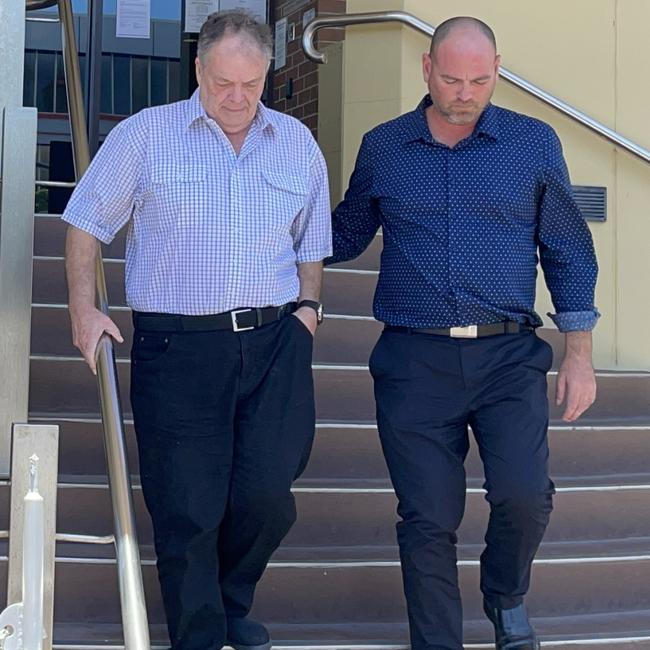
[292,306,318,336]
[70,304,124,375]
[555,330,597,422]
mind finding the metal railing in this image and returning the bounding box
[24,2,150,649]
[303,11,650,166]
[25,0,57,8]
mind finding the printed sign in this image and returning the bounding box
[184,0,220,33]
[184,0,268,32]
[274,17,287,70]
[116,0,151,39]
[221,0,267,21]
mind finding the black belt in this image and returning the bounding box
[386,321,532,338]
[132,303,297,333]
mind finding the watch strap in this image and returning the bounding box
[297,300,323,323]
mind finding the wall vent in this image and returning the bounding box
[572,185,607,222]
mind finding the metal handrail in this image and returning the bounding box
[35,180,76,188]
[25,0,57,8]
[25,1,151,649]
[303,11,650,166]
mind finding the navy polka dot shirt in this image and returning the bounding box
[328,96,600,332]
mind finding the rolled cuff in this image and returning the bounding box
[61,212,116,245]
[295,246,333,264]
[548,309,601,332]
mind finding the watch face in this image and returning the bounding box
[317,304,324,323]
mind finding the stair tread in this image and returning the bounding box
[2,537,647,564]
[47,614,650,647]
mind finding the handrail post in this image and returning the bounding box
[0,2,38,478]
[6,425,59,650]
[55,1,151,647]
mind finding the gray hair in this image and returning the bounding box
[197,9,273,64]
[430,16,497,57]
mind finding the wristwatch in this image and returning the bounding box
[297,300,324,325]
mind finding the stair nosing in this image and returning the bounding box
[2,554,650,568]
[46,638,650,649]
[9,479,650,494]
[26,416,650,432]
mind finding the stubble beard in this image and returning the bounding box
[440,103,482,125]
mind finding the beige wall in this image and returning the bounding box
[337,0,650,369]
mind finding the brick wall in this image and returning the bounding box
[271,0,346,137]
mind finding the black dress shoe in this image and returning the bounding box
[483,601,540,649]
[226,616,272,650]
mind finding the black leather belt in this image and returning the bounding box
[133,303,297,333]
[386,321,532,338]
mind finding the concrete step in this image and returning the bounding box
[39,618,650,649]
[31,482,650,548]
[3,479,650,552]
[60,483,650,550]
[28,357,650,425]
[0,550,648,626]
[31,418,650,488]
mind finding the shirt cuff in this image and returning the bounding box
[61,213,115,245]
[548,309,601,332]
[295,246,333,264]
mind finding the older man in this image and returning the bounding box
[328,16,598,650]
[63,10,330,650]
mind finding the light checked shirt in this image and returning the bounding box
[328,96,599,332]
[62,90,332,315]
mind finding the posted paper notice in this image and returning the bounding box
[116,0,151,39]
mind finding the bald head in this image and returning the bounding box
[422,16,500,129]
[430,16,496,59]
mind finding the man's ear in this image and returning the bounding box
[422,52,433,84]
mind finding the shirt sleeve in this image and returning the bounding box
[326,133,381,265]
[537,128,600,332]
[291,143,333,263]
[61,114,147,244]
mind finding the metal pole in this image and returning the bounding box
[56,1,151,648]
[302,11,650,166]
[86,0,103,156]
[7,424,58,650]
[0,0,38,477]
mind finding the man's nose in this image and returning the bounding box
[231,85,244,103]
[457,82,473,102]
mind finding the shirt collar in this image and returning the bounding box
[183,88,276,135]
[405,94,501,144]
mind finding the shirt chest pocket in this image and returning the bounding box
[148,166,209,229]
[261,170,309,233]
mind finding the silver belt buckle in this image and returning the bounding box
[449,325,478,338]
[231,309,255,332]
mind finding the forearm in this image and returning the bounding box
[65,225,99,315]
[564,330,593,364]
[556,329,596,422]
[296,261,323,302]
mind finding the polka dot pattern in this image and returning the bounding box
[329,96,600,332]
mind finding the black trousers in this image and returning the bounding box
[370,328,555,650]
[130,314,315,650]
